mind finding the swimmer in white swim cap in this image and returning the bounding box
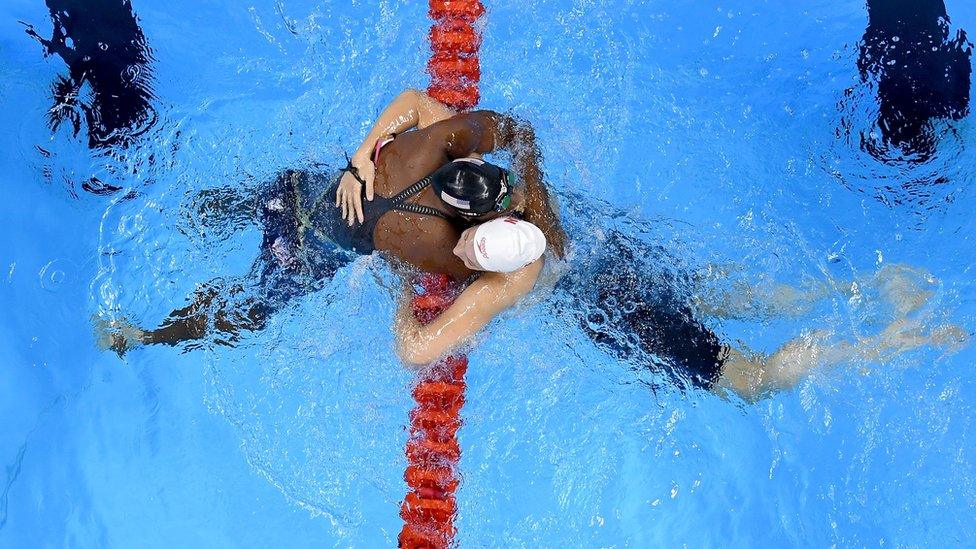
[453,216,547,272]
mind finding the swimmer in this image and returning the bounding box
[23,0,157,151]
[856,0,971,159]
[97,89,566,360]
[561,231,968,401]
[96,90,965,401]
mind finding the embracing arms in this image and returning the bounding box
[440,112,567,258]
[389,114,567,364]
[338,91,566,257]
[394,258,544,365]
[494,117,566,259]
[336,89,457,224]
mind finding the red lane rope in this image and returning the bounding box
[399,4,484,545]
[400,275,468,549]
[425,0,484,111]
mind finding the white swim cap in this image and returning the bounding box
[471,217,547,273]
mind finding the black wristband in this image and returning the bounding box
[340,153,367,186]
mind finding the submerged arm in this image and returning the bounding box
[394,259,544,366]
[495,117,566,259]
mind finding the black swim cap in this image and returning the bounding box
[430,158,513,217]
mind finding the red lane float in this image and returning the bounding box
[399,342,468,548]
[427,85,480,113]
[428,53,481,81]
[429,0,485,21]
[425,0,484,112]
[430,23,480,54]
[399,1,484,545]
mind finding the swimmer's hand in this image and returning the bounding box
[335,158,375,226]
[93,315,146,358]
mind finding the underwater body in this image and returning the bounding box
[1,0,975,545]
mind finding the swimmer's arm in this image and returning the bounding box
[491,115,567,258]
[444,112,543,188]
[503,121,567,259]
[394,259,544,366]
[443,113,567,257]
[339,90,456,223]
[351,89,457,167]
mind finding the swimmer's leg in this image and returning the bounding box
[95,278,269,356]
[694,262,938,322]
[144,281,267,347]
[691,263,835,321]
[97,245,349,355]
[715,319,969,401]
[693,277,832,321]
[182,169,311,238]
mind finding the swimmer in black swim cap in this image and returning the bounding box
[430,157,515,219]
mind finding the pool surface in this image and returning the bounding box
[2,0,975,546]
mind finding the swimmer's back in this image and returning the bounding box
[370,111,500,279]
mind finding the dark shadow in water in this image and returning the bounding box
[858,0,972,161]
[23,0,157,155]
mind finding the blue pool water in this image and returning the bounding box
[2,0,976,546]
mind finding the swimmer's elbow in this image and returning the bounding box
[509,257,544,288]
[395,325,437,366]
[402,88,423,102]
[397,339,440,368]
[396,323,467,366]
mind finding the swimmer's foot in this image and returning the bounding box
[871,263,938,316]
[870,318,969,362]
[93,315,147,358]
[929,324,970,355]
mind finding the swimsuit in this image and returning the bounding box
[560,231,728,390]
[251,136,458,313]
[253,170,351,311]
[304,134,455,254]
[312,174,452,254]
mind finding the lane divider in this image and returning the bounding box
[400,3,484,545]
[426,0,484,111]
[400,272,471,548]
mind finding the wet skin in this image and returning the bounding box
[369,111,564,280]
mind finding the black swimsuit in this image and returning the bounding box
[313,175,452,254]
[558,231,729,391]
[254,168,456,308]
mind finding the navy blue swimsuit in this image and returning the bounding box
[558,231,729,391]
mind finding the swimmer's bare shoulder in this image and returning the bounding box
[376,108,565,278]
[375,215,472,280]
[372,110,509,278]
[414,110,567,258]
